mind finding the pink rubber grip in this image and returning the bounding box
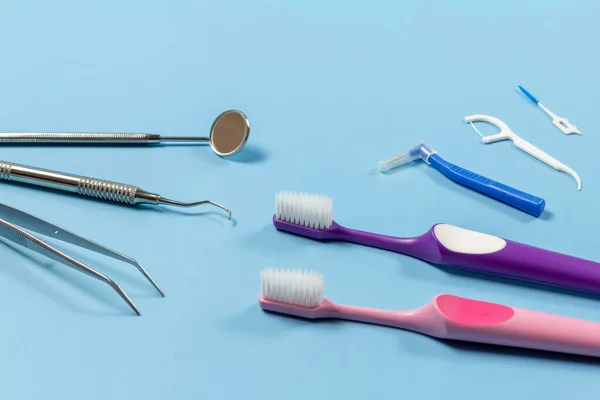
[435,295,600,357]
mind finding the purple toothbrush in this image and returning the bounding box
[274,191,600,295]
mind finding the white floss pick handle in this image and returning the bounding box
[464,114,582,191]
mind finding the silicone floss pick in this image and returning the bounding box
[518,85,581,135]
[378,143,546,217]
[464,114,582,190]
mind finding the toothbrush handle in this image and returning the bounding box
[338,223,600,295]
[339,223,600,296]
[429,224,600,295]
[427,154,545,217]
[435,294,600,357]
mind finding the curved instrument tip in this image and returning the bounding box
[573,173,582,191]
[158,197,232,218]
[564,168,582,191]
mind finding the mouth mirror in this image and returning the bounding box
[209,110,250,157]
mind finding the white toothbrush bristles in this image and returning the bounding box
[275,191,333,229]
[260,267,324,308]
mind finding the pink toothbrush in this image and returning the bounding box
[259,268,600,357]
[273,191,600,296]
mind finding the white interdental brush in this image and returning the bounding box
[518,85,581,135]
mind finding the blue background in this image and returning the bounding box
[0,0,599,398]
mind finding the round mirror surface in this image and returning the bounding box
[209,110,250,157]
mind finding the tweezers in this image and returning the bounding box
[0,202,164,315]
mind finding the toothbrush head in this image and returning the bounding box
[259,267,329,318]
[378,143,437,172]
[273,191,339,239]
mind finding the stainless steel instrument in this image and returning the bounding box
[0,109,251,157]
[0,161,232,218]
[0,201,164,315]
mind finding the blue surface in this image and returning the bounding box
[1,0,599,398]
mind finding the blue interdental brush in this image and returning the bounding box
[518,85,581,135]
[378,143,546,217]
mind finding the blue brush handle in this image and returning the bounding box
[427,154,545,217]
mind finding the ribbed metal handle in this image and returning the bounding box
[0,161,13,180]
[0,161,142,205]
[77,177,139,204]
[0,160,230,217]
[0,132,153,143]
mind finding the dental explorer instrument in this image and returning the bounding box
[465,114,582,190]
[0,109,250,158]
[518,85,581,135]
[0,201,163,315]
[0,161,232,218]
[378,143,546,217]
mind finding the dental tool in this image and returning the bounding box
[0,201,163,315]
[378,143,545,217]
[0,161,232,218]
[518,85,581,135]
[465,114,582,190]
[274,191,600,296]
[0,109,250,158]
[260,267,600,358]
